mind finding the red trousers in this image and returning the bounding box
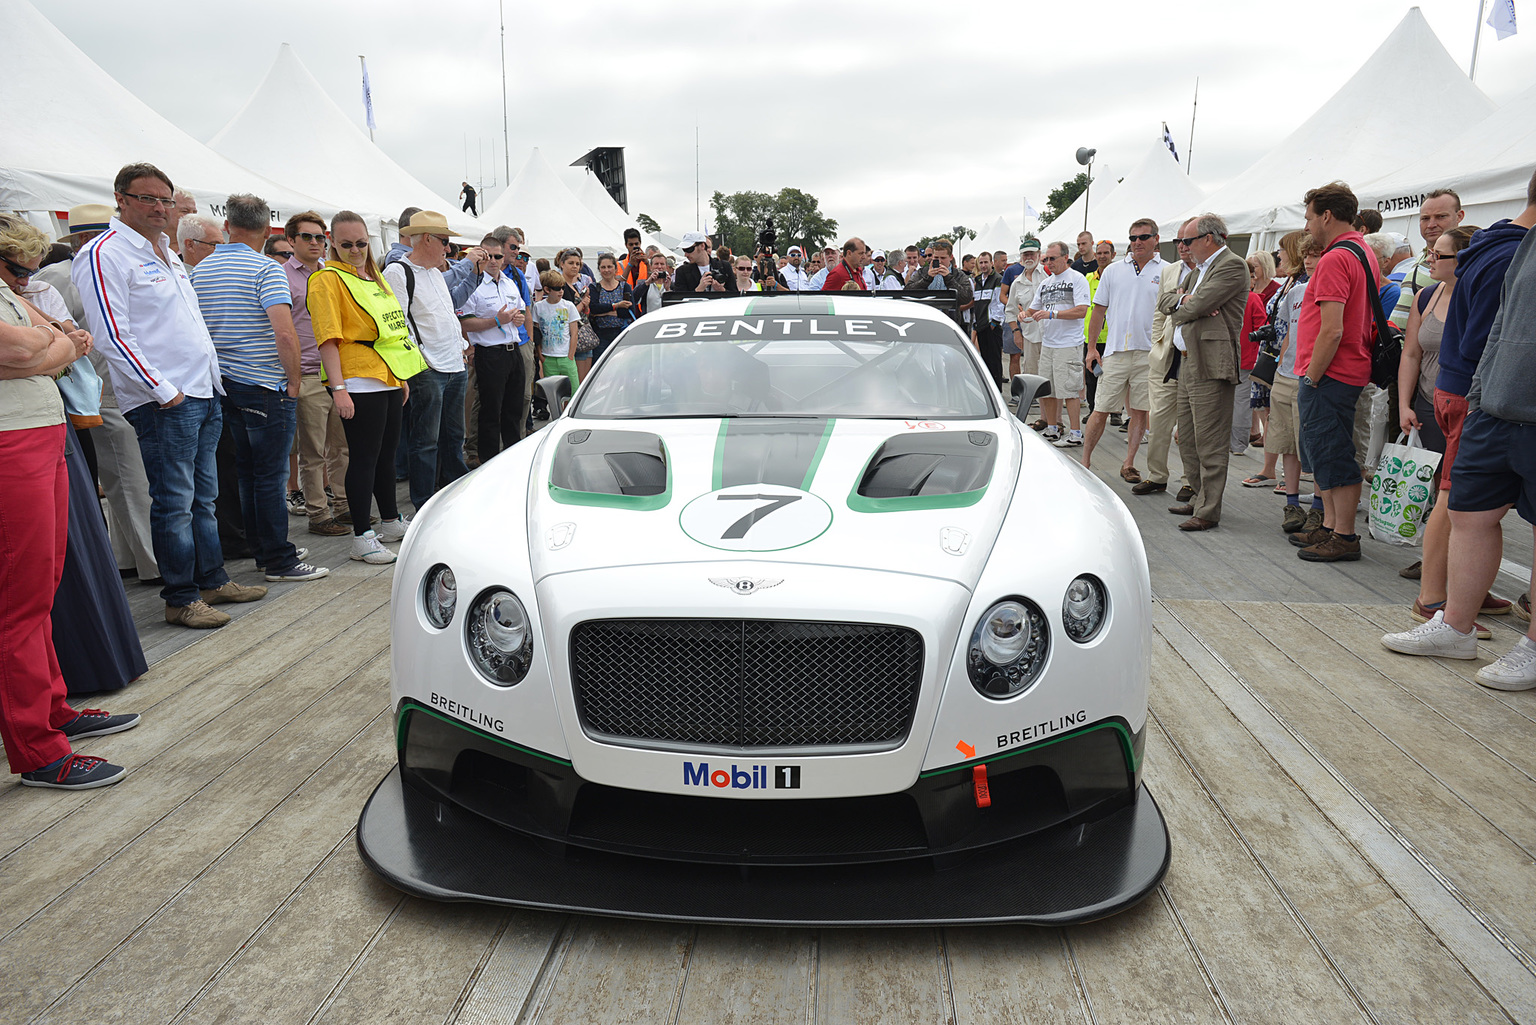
[0,423,76,773]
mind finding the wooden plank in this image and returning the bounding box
[1152,602,1536,1023]
[672,927,814,1025]
[521,918,693,1025]
[173,841,405,1025]
[1351,602,1532,696]
[33,709,397,1025]
[814,929,950,1025]
[1148,626,1518,1023]
[0,596,390,938]
[1237,601,1536,858]
[943,927,1086,1025]
[1160,600,1536,969]
[310,897,508,1025]
[1290,602,1536,774]
[453,912,569,1025]
[0,651,391,1023]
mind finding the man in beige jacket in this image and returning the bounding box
[1159,214,1249,530]
[1136,240,1199,499]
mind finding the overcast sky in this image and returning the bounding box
[32,0,1536,247]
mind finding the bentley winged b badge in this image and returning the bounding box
[709,577,784,596]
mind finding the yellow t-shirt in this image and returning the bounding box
[306,260,403,388]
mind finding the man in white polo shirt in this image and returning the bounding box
[458,234,528,463]
[1082,218,1165,479]
[74,162,267,629]
[1025,242,1091,445]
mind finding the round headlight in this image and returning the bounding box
[968,598,1049,699]
[466,588,533,685]
[1062,575,1108,643]
[422,564,456,629]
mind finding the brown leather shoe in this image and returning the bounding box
[1130,480,1167,495]
[1281,505,1308,535]
[1178,517,1218,531]
[1119,466,1143,484]
[166,599,231,629]
[1288,526,1332,548]
[1399,560,1422,579]
[200,581,269,604]
[1298,532,1360,562]
[1175,485,1196,503]
[308,517,351,536]
[1168,503,1194,516]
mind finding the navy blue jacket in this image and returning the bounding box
[1438,219,1530,396]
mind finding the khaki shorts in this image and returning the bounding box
[1095,348,1149,412]
[1039,344,1084,400]
[1268,373,1300,455]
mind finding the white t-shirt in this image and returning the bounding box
[382,260,464,373]
[1091,254,1166,355]
[534,299,579,358]
[1027,268,1091,348]
[461,272,526,348]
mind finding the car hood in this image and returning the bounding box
[523,415,1042,590]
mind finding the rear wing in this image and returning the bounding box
[661,289,958,309]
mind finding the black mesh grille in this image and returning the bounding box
[571,620,923,748]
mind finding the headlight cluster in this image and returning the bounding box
[422,565,457,628]
[466,588,534,685]
[1062,575,1108,642]
[967,599,1048,698]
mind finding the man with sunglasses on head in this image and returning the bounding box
[75,162,269,629]
[1082,220,1164,482]
[281,211,351,537]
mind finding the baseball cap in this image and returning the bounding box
[1386,231,1412,253]
[1020,239,1041,252]
[787,245,803,256]
[679,231,710,250]
[871,250,886,260]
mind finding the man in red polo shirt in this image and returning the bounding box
[820,238,869,291]
[1291,181,1379,563]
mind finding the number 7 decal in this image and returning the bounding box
[717,493,802,539]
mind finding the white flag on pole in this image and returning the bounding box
[1024,198,1039,220]
[1487,0,1517,39]
[361,57,377,131]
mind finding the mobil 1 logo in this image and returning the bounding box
[683,761,801,790]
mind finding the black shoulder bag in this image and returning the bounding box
[1330,239,1403,388]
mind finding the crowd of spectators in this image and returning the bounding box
[4,159,1535,792]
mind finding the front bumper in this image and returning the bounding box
[354,705,1170,925]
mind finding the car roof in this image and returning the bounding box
[645,294,957,328]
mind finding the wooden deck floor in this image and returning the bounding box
[4,431,1534,1024]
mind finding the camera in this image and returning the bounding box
[756,217,777,256]
[755,218,780,289]
[1248,324,1277,346]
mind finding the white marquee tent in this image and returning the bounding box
[572,173,676,259]
[0,0,339,232]
[1040,138,1204,246]
[968,217,1022,259]
[209,44,477,240]
[1162,8,1495,249]
[481,149,630,258]
[1360,80,1536,241]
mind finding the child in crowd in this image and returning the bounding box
[536,269,580,394]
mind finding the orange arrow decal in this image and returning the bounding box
[956,740,976,759]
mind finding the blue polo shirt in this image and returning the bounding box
[191,243,292,390]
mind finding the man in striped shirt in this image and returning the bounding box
[74,163,268,629]
[190,193,326,585]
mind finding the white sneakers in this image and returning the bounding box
[1382,613,1536,691]
[1380,611,1478,659]
[1476,636,1536,691]
[350,530,396,565]
[1053,429,1084,448]
[376,516,410,544]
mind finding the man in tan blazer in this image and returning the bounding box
[1158,214,1248,530]
[1136,243,1200,499]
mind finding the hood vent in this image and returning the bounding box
[856,432,996,499]
[552,430,668,497]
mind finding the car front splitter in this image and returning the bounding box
[356,766,1171,926]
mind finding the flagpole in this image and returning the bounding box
[1470,0,1487,80]
[1186,77,1198,176]
[359,56,373,141]
[500,0,510,184]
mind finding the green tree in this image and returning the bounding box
[1040,172,1091,227]
[709,188,839,255]
[635,212,662,235]
[913,226,977,252]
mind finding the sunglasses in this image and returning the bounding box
[736,266,753,272]
[1128,233,1155,242]
[336,240,369,250]
[1174,235,1202,246]
[271,249,294,257]
[119,192,176,209]
[293,231,327,243]
[184,237,219,249]
[487,253,506,260]
[2,255,36,280]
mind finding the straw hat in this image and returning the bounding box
[399,210,463,237]
[61,203,114,241]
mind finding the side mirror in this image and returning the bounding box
[1010,374,1051,423]
[536,375,574,419]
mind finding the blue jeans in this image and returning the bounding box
[403,367,469,511]
[221,379,300,574]
[123,395,230,606]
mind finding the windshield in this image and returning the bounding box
[573,315,996,419]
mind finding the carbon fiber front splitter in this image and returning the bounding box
[356,767,1170,926]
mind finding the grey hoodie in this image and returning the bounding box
[1469,226,1536,424]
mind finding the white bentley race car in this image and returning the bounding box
[356,292,1170,925]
